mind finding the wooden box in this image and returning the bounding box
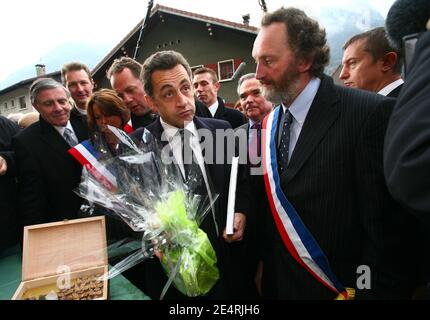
[12,216,108,300]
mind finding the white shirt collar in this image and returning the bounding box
[208,100,219,117]
[248,119,257,127]
[54,120,74,136]
[282,77,321,126]
[159,117,198,141]
[378,79,404,96]
[76,106,87,115]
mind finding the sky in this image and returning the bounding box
[0,0,396,83]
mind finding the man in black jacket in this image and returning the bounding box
[193,67,246,129]
[0,116,20,250]
[131,50,249,299]
[107,57,156,130]
[12,78,88,227]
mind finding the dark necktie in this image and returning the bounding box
[277,110,292,174]
[178,129,207,195]
[249,122,262,166]
[63,127,78,147]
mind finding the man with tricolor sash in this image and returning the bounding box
[252,7,422,299]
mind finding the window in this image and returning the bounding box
[218,59,234,81]
[4,102,7,110]
[11,99,15,107]
[19,96,26,109]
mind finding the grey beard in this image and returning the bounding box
[262,78,300,106]
[262,86,290,105]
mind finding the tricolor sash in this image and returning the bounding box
[123,120,134,134]
[262,106,350,299]
[68,140,117,191]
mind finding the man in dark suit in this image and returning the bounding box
[235,73,272,297]
[193,67,246,129]
[12,78,88,227]
[131,50,249,299]
[252,7,419,299]
[340,27,404,98]
[0,116,20,250]
[107,57,156,130]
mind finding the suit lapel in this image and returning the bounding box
[193,117,221,193]
[214,97,225,119]
[39,118,71,158]
[283,76,341,183]
[148,117,169,147]
[70,112,88,142]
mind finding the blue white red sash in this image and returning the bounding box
[123,120,134,134]
[68,140,117,191]
[262,106,349,299]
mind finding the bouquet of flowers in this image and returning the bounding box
[75,126,219,298]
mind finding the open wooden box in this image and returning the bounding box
[12,216,108,300]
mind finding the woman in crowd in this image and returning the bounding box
[86,89,131,156]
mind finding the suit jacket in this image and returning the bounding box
[0,116,21,250]
[12,111,88,228]
[386,83,404,98]
[261,74,420,299]
[195,97,246,129]
[130,112,157,130]
[384,31,430,226]
[235,122,267,298]
[131,116,249,299]
[384,32,430,289]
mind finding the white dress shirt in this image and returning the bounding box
[281,77,321,160]
[159,118,211,189]
[377,79,404,96]
[54,121,78,145]
[208,100,219,117]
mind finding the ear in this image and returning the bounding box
[381,52,398,72]
[214,81,221,92]
[32,103,40,113]
[297,58,312,73]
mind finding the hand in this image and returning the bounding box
[0,156,7,176]
[223,212,246,243]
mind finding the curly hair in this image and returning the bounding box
[261,7,330,77]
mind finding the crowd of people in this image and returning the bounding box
[1,0,429,300]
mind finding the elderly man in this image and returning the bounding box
[12,78,88,227]
[62,62,95,114]
[236,73,272,167]
[107,57,156,130]
[234,73,272,297]
[131,50,249,299]
[193,67,246,129]
[252,7,419,299]
[340,27,404,97]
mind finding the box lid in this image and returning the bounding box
[22,216,108,281]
